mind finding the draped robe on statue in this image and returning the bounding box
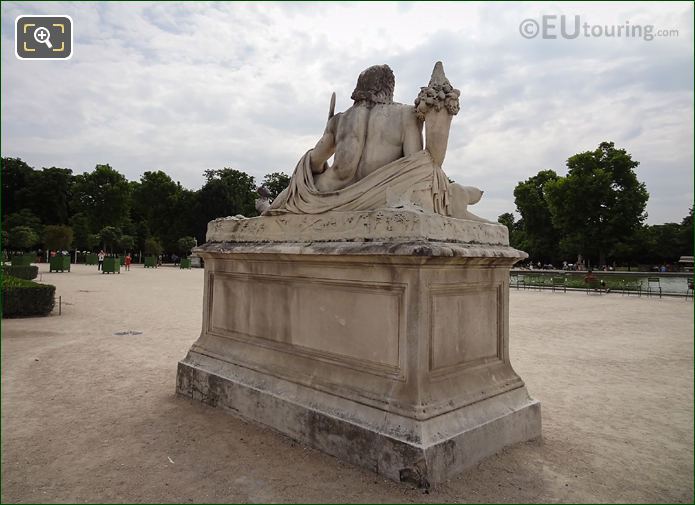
[266,149,452,216]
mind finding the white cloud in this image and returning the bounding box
[2,1,693,223]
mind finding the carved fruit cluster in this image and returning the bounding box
[414,84,461,120]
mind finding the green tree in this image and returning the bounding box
[118,235,135,253]
[177,236,196,256]
[497,212,515,230]
[132,171,180,249]
[1,158,33,216]
[545,142,649,266]
[134,221,151,253]
[8,226,38,251]
[43,225,74,251]
[610,229,645,270]
[144,237,163,257]
[72,164,131,231]
[199,168,257,223]
[512,170,561,263]
[70,213,92,251]
[680,207,693,256]
[99,226,122,254]
[3,209,43,237]
[631,208,694,266]
[87,234,101,252]
[169,188,199,246]
[648,223,686,264]
[26,167,74,225]
[497,212,528,252]
[262,172,291,200]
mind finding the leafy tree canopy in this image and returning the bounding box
[544,141,648,265]
[144,237,163,256]
[199,168,257,223]
[8,226,39,251]
[262,172,291,200]
[72,164,131,232]
[43,225,74,251]
[177,236,196,256]
[99,226,122,254]
[512,170,560,262]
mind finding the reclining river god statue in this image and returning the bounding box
[179,60,540,487]
[262,62,485,221]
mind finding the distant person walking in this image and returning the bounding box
[97,250,105,271]
[124,254,132,271]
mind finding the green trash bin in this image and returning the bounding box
[144,256,157,268]
[85,253,98,265]
[180,258,191,269]
[103,256,120,274]
[50,255,71,272]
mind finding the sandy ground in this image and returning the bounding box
[1,263,693,503]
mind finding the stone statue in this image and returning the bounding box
[309,64,423,192]
[266,62,487,222]
[181,60,539,486]
[254,185,272,214]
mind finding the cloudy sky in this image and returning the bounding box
[2,1,693,224]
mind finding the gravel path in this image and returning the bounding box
[2,264,692,503]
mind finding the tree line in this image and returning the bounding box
[498,141,693,269]
[3,141,692,268]
[1,157,290,258]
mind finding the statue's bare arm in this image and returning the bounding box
[310,114,341,174]
[402,107,424,157]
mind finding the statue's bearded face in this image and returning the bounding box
[351,64,395,106]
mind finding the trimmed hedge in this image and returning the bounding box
[3,265,39,280]
[2,275,56,318]
[11,255,34,266]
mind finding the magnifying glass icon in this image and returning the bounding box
[34,26,53,49]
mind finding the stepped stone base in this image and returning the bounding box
[177,210,541,485]
[177,354,540,485]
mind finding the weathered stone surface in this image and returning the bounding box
[206,209,508,245]
[178,353,541,486]
[177,242,540,485]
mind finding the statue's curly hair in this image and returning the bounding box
[351,64,395,106]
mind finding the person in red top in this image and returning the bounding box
[124,253,132,271]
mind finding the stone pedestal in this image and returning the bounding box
[176,210,541,485]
